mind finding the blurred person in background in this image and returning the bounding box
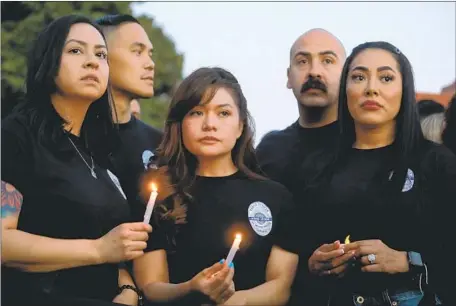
[442,94,456,155]
[420,113,445,143]
[416,99,444,119]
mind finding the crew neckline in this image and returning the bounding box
[196,171,243,180]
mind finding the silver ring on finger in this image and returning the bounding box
[367,253,376,265]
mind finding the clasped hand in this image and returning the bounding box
[308,239,409,277]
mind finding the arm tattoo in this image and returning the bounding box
[1,181,23,218]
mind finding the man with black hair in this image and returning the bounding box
[96,15,162,223]
[417,99,445,118]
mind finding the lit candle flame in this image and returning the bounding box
[211,233,243,278]
[344,235,351,244]
[225,233,242,265]
[143,182,159,224]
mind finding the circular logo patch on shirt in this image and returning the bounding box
[142,150,154,169]
[248,202,273,236]
[402,168,415,192]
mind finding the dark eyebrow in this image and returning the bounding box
[65,39,106,49]
[351,66,369,72]
[131,42,154,52]
[216,104,233,108]
[377,66,395,73]
[351,65,396,73]
[319,50,338,58]
[294,50,338,59]
[294,51,311,59]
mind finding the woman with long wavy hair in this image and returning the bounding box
[133,67,299,306]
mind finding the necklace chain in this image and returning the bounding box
[67,136,97,179]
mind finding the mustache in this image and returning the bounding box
[301,77,327,93]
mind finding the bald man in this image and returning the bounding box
[256,29,348,305]
[288,28,345,126]
[257,28,345,187]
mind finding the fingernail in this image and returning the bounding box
[229,262,234,269]
[219,259,225,264]
[340,248,345,254]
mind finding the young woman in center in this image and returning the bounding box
[133,67,299,306]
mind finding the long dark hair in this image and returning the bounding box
[338,41,423,161]
[306,41,425,194]
[442,94,456,155]
[337,42,424,187]
[156,67,264,194]
[16,15,118,163]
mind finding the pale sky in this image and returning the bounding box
[133,1,456,143]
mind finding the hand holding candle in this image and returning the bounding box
[340,235,351,248]
[143,183,158,224]
[211,233,242,279]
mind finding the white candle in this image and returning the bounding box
[225,234,242,265]
[143,183,158,224]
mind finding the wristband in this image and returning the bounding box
[118,285,143,306]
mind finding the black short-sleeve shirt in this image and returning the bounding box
[291,142,456,305]
[1,112,131,303]
[110,117,162,221]
[145,172,299,305]
[256,120,338,193]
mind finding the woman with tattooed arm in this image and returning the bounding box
[1,15,151,306]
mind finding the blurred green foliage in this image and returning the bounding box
[1,1,183,129]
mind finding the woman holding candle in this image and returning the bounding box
[133,67,300,306]
[293,42,456,305]
[1,15,152,306]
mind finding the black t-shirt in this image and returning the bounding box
[292,142,456,304]
[110,116,162,220]
[146,172,299,306]
[256,120,338,193]
[256,120,339,304]
[1,112,131,304]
